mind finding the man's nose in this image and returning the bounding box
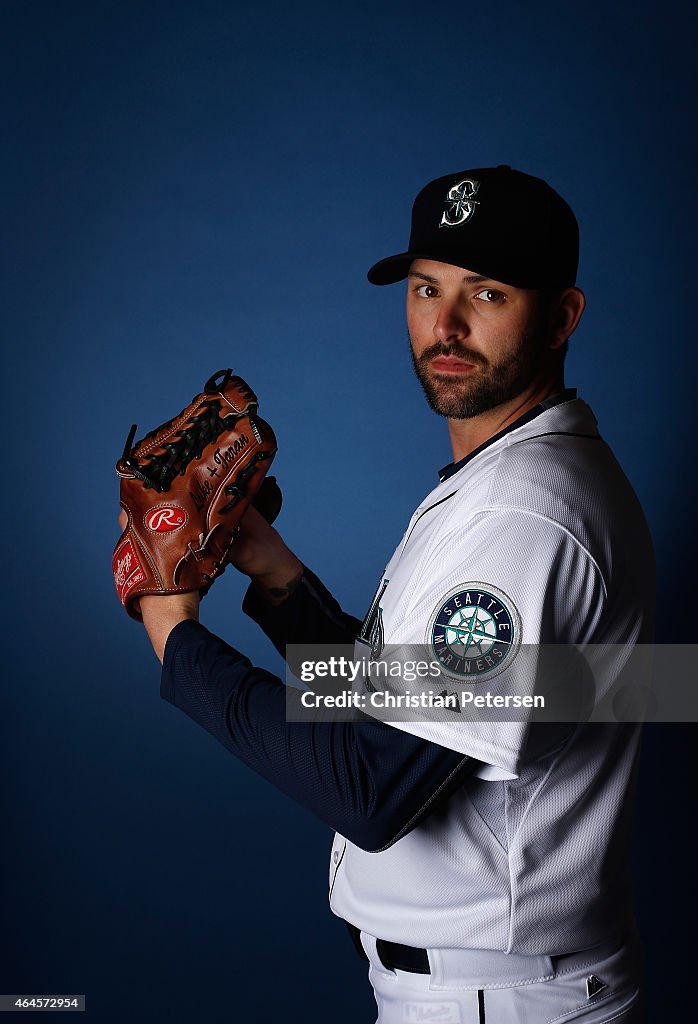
[433,300,469,343]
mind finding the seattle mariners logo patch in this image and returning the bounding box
[428,583,521,680]
[439,178,480,228]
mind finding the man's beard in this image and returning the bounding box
[409,328,548,420]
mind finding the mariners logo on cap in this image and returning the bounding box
[428,583,521,680]
[439,178,480,228]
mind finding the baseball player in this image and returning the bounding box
[127,166,654,1022]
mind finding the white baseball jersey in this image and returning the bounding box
[329,392,655,954]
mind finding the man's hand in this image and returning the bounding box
[118,503,304,663]
[113,369,277,620]
[226,506,304,605]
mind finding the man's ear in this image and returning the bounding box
[549,287,586,350]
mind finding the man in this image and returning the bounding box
[130,166,653,1022]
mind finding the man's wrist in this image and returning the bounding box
[140,592,201,663]
[249,557,304,606]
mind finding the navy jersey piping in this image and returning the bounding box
[509,430,600,445]
[330,841,347,899]
[438,388,579,482]
[404,490,458,546]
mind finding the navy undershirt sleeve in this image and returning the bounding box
[161,618,472,852]
[241,566,363,653]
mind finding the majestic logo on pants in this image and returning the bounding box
[428,583,521,680]
[439,179,480,228]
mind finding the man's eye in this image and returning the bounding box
[474,288,505,303]
[416,284,439,298]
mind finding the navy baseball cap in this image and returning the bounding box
[367,165,579,289]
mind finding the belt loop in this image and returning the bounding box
[345,922,368,961]
[361,931,395,977]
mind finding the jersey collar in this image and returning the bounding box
[438,388,579,482]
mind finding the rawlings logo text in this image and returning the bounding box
[114,551,132,587]
[112,538,146,604]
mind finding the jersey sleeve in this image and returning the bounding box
[242,566,363,654]
[160,619,473,852]
[364,509,608,774]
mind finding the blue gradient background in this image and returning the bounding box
[2,1,695,1020]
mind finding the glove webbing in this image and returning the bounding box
[121,399,254,493]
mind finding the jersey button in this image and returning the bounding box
[333,851,339,864]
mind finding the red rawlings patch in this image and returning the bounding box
[112,538,146,604]
[144,506,188,532]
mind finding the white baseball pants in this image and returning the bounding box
[360,930,644,1023]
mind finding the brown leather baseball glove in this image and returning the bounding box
[113,369,278,620]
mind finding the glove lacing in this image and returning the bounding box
[121,398,255,493]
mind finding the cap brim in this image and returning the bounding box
[366,249,516,287]
[368,249,570,290]
[367,252,417,286]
